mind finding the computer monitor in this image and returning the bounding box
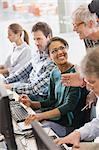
[31,120,62,150]
[0,85,17,150]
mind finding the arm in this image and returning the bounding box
[4,61,33,84]
[19,94,60,124]
[19,94,41,109]
[25,108,60,125]
[77,117,99,141]
[55,117,99,147]
[10,45,31,73]
[41,69,84,123]
[7,61,55,95]
[58,86,82,115]
[25,82,84,125]
[55,130,80,148]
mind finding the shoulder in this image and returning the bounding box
[21,42,31,51]
[51,67,61,78]
[67,65,76,73]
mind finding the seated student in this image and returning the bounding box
[0,23,31,77]
[19,37,89,137]
[55,46,99,149]
[2,22,55,101]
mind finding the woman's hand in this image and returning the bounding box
[19,94,32,107]
[25,113,44,125]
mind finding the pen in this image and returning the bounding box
[81,100,93,111]
[81,104,89,111]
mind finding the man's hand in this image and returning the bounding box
[86,91,97,109]
[54,131,81,149]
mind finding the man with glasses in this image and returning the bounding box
[62,4,99,102]
[72,4,99,43]
[61,3,99,88]
[73,0,99,50]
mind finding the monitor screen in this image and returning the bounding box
[0,85,17,149]
[31,120,62,150]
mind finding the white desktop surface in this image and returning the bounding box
[15,127,57,150]
[8,91,71,150]
[6,90,99,150]
[8,90,99,150]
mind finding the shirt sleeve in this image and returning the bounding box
[10,46,32,73]
[11,62,55,95]
[4,55,11,68]
[77,117,99,141]
[58,87,81,115]
[40,69,57,108]
[4,62,33,83]
[41,69,81,110]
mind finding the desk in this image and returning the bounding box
[15,127,60,150]
[79,142,99,150]
[7,90,71,150]
[0,127,58,150]
[7,90,99,150]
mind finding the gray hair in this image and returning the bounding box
[80,46,99,78]
[72,4,98,26]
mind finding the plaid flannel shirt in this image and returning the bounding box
[5,53,55,96]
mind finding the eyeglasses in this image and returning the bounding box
[50,46,66,54]
[73,22,85,28]
[84,78,96,85]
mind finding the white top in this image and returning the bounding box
[4,42,31,75]
[77,116,99,141]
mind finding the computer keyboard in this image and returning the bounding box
[10,101,28,123]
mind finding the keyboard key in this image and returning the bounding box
[10,101,28,123]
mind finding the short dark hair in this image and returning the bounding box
[45,37,69,55]
[31,22,53,38]
[88,0,99,18]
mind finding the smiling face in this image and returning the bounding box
[72,19,95,40]
[48,41,68,67]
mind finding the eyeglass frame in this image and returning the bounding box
[49,45,67,54]
[73,21,85,28]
